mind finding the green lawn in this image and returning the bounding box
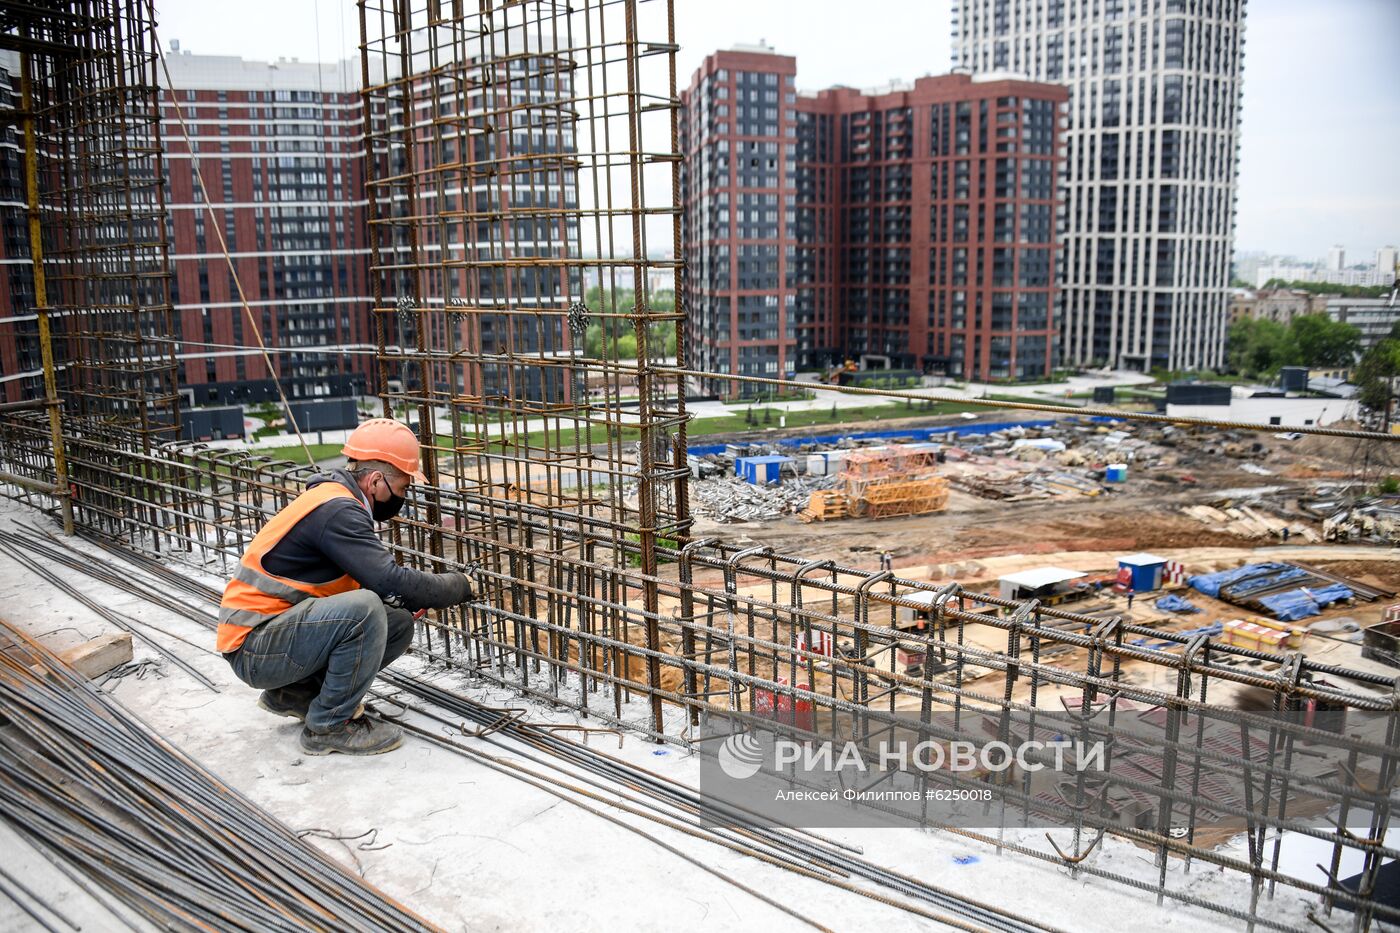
[985,394,1059,407]
[249,442,344,466]
[256,399,997,464]
[481,400,984,451]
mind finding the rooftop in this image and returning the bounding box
[998,566,1087,588]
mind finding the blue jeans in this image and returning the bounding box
[226,590,414,731]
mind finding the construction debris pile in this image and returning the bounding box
[691,474,839,523]
[1181,490,1321,542]
[1316,493,1400,544]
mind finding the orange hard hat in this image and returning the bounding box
[342,418,427,483]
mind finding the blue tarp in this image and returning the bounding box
[687,416,1123,457]
[1155,594,1201,614]
[1188,562,1300,599]
[1257,584,1355,622]
[1223,566,1313,600]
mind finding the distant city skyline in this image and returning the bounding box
[155,0,1398,261]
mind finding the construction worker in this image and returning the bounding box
[218,418,474,756]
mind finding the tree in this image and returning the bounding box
[1356,331,1400,427]
[1263,279,1390,300]
[1288,313,1361,368]
[1226,318,1294,376]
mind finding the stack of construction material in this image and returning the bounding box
[1180,503,1320,542]
[1321,499,1400,544]
[0,621,439,932]
[1220,617,1307,651]
[840,447,949,519]
[1188,562,1359,622]
[797,489,848,523]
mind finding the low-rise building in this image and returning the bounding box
[1228,287,1309,325]
[1328,298,1400,351]
[1255,263,1394,289]
[1166,388,1357,427]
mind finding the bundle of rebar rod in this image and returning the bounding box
[0,619,440,933]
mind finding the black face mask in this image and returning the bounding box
[372,492,405,522]
[372,481,407,522]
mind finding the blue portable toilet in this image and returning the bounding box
[1117,552,1168,592]
[1105,462,1128,483]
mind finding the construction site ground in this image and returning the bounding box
[692,413,1399,570]
[0,500,1320,933]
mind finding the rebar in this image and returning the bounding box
[0,618,440,932]
[0,0,1395,929]
[3,0,179,442]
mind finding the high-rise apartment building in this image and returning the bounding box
[680,47,799,393]
[160,50,374,406]
[1326,245,1346,273]
[0,53,39,404]
[1376,246,1398,281]
[795,75,1065,381]
[680,46,1065,392]
[954,0,1247,372]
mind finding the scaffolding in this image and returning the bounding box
[0,2,1396,929]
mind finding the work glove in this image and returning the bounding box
[456,569,477,604]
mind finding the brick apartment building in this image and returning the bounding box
[0,50,376,408]
[159,50,374,407]
[680,45,1066,395]
[0,53,40,404]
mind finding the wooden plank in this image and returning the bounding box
[46,632,133,680]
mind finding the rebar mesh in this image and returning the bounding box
[359,0,688,728]
[9,0,178,442]
[0,2,1395,930]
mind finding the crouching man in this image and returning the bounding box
[218,418,472,756]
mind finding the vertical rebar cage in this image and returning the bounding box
[359,0,688,726]
[14,0,178,442]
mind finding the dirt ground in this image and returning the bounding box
[691,415,1400,572]
[704,488,1260,568]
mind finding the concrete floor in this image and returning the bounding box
[0,500,1320,933]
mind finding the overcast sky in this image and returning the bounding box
[155,0,1398,265]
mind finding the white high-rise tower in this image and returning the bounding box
[953,0,1246,372]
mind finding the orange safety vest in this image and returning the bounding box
[217,482,366,653]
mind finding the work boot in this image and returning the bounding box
[299,717,403,756]
[258,686,316,721]
[259,688,368,722]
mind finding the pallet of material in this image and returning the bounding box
[1221,618,1305,651]
[798,489,849,523]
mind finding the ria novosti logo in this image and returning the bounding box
[717,732,765,779]
[714,730,1105,780]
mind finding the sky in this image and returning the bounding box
[154,0,1398,265]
